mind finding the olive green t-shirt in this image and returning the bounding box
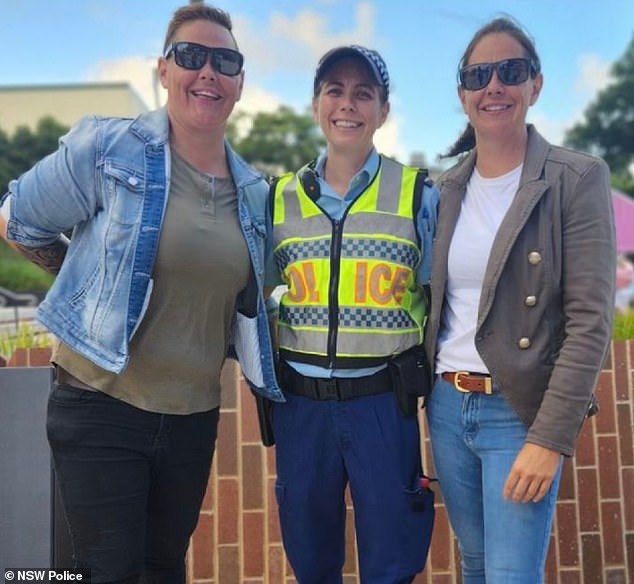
[53,150,250,413]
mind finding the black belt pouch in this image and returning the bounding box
[389,345,432,416]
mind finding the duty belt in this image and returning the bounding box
[280,362,392,401]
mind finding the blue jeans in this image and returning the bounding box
[426,376,562,584]
[47,383,219,584]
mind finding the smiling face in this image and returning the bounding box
[458,32,542,145]
[312,56,389,157]
[158,19,244,139]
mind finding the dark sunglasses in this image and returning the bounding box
[459,58,537,91]
[164,42,244,76]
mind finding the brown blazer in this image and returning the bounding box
[425,125,616,456]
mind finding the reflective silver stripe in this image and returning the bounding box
[280,175,301,219]
[276,215,417,251]
[279,325,421,358]
[336,328,421,356]
[375,157,404,214]
[278,327,328,355]
[344,213,415,241]
[275,217,328,240]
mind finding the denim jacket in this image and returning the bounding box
[3,107,283,402]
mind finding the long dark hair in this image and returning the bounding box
[442,16,541,159]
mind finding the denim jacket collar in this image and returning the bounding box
[128,107,265,189]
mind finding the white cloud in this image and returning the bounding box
[526,110,571,147]
[375,92,407,160]
[85,56,162,109]
[374,114,406,161]
[83,2,409,160]
[269,2,376,56]
[575,54,612,94]
[235,1,377,72]
[236,85,282,114]
[529,53,613,147]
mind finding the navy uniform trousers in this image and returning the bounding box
[272,389,433,584]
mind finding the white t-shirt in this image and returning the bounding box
[435,164,522,374]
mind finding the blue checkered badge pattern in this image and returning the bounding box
[349,44,390,94]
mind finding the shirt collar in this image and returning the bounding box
[313,148,380,199]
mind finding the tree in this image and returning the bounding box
[229,106,325,175]
[0,117,68,292]
[0,116,69,194]
[0,128,12,194]
[564,34,634,195]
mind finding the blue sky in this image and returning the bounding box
[3,0,633,168]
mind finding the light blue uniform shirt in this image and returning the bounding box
[277,148,438,379]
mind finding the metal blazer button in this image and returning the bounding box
[518,337,531,349]
[524,295,537,306]
[528,251,542,265]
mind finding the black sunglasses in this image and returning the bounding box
[459,58,537,91]
[164,42,244,76]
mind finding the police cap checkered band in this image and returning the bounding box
[314,45,390,96]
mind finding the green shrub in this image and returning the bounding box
[0,240,53,292]
[613,309,634,340]
[0,322,52,359]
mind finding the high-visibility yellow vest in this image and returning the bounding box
[272,156,428,368]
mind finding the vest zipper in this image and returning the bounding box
[327,217,346,368]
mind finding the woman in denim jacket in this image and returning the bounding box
[0,4,281,582]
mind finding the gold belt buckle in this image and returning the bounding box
[454,371,471,393]
[454,371,493,394]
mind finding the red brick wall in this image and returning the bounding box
[3,341,629,582]
[187,340,634,584]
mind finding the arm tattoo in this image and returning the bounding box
[14,238,69,275]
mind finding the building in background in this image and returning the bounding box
[0,82,148,136]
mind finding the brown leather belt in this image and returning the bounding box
[441,371,493,394]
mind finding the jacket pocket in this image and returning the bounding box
[103,160,145,225]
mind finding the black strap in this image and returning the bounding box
[268,176,280,223]
[299,166,321,202]
[412,167,431,249]
[279,362,392,401]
